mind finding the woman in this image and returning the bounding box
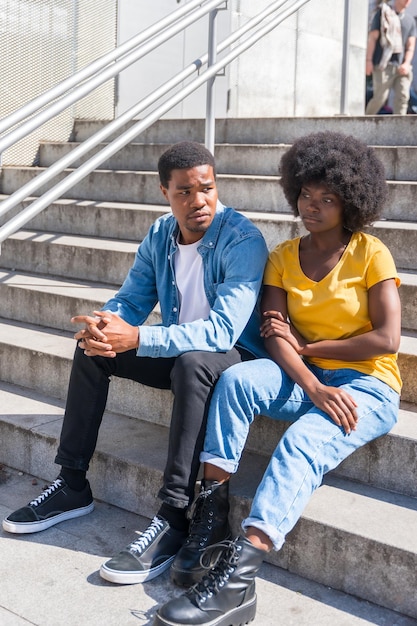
[154,131,402,626]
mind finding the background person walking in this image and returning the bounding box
[366,0,416,114]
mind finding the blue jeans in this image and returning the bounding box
[201,359,399,550]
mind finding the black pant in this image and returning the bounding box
[55,345,251,508]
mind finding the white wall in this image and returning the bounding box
[116,0,230,119]
[227,0,367,117]
[117,0,369,118]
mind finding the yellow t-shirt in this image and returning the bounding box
[264,232,402,393]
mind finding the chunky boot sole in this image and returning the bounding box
[153,595,257,626]
[2,502,94,534]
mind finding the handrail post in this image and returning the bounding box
[205,7,218,155]
[340,0,351,115]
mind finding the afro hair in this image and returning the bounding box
[279,131,388,231]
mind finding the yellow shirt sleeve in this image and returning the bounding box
[263,233,402,393]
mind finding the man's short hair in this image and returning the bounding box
[158,141,216,188]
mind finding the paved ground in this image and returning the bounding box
[0,466,415,626]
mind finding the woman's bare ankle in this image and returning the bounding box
[203,463,230,484]
[245,526,273,552]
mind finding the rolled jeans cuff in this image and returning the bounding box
[241,518,285,552]
[199,452,238,474]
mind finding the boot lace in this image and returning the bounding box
[191,539,242,602]
[128,516,164,554]
[186,486,215,548]
[29,478,64,507]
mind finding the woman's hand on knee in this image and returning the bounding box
[310,384,358,434]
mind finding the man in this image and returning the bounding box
[366,0,416,115]
[2,141,268,586]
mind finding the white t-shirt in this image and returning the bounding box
[174,240,210,324]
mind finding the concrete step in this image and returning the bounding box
[0,318,415,497]
[2,467,415,626]
[39,141,417,181]
[1,166,288,214]
[1,225,416,330]
[72,116,417,148]
[248,403,417,500]
[0,317,172,428]
[1,115,416,621]
[1,166,416,220]
[397,330,417,404]
[0,270,118,332]
[2,195,417,276]
[396,269,417,331]
[0,380,415,618]
[0,271,159,333]
[0,230,137,285]
[0,194,167,241]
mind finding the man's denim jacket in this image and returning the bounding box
[103,202,269,359]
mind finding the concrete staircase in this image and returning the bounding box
[0,117,416,620]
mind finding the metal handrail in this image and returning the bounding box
[340,0,352,115]
[0,0,313,247]
[0,0,226,137]
[0,0,293,227]
[0,0,225,155]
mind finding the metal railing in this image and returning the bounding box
[0,0,226,152]
[0,0,345,250]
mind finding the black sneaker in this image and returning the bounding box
[100,516,187,584]
[2,476,94,534]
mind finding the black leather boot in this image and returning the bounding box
[170,479,231,586]
[154,535,265,626]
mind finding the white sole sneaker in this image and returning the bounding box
[99,553,175,585]
[2,501,95,534]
